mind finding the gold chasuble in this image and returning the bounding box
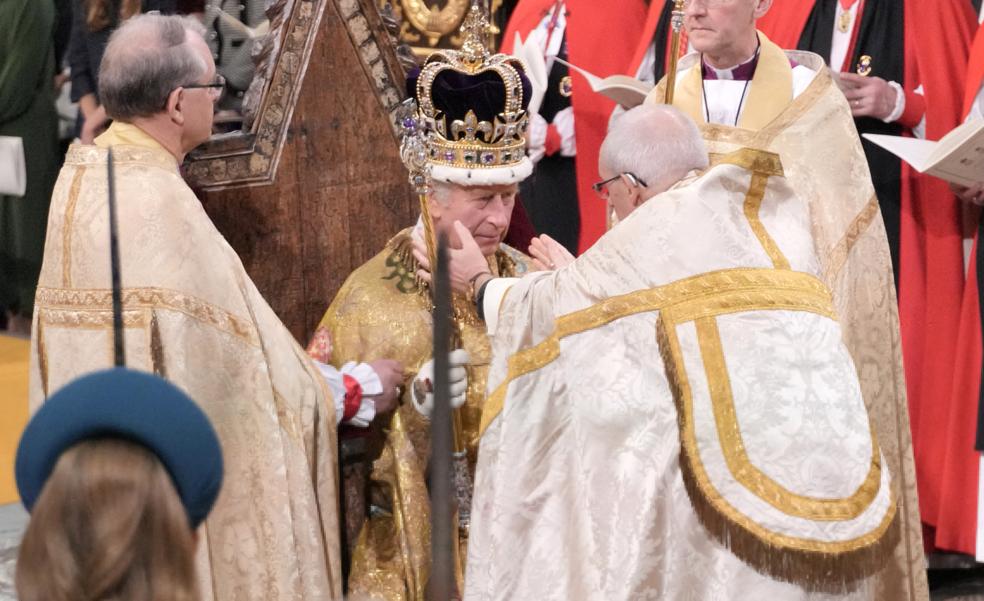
[623,33,921,600]
[310,228,530,601]
[30,123,343,600]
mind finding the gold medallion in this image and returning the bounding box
[838,10,852,33]
[559,75,573,98]
[856,55,873,77]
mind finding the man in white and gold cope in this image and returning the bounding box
[421,100,922,598]
[646,0,925,598]
[28,14,407,600]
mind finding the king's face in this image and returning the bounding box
[435,183,518,257]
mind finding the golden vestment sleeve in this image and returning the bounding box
[311,229,529,601]
[30,143,343,601]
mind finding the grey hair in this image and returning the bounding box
[99,14,208,121]
[428,181,455,206]
[600,104,709,188]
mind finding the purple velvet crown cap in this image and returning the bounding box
[406,61,533,133]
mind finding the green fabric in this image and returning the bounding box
[0,0,59,316]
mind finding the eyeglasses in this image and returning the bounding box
[592,172,647,199]
[182,74,226,101]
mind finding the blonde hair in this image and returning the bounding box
[16,438,200,601]
[85,0,141,32]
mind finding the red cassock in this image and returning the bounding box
[501,0,663,253]
[760,0,978,555]
[938,22,984,558]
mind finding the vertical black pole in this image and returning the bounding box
[428,233,454,600]
[107,147,125,366]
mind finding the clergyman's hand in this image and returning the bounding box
[529,234,575,271]
[838,73,897,120]
[951,181,984,206]
[367,358,404,414]
[413,221,491,295]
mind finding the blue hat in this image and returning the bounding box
[15,368,223,528]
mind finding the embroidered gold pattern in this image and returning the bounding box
[480,268,835,434]
[35,286,259,347]
[659,312,898,590]
[823,194,880,283]
[62,166,87,288]
[709,148,792,270]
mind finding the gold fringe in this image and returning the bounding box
[656,316,899,593]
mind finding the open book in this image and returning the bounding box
[862,119,984,187]
[554,58,653,109]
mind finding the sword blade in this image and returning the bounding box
[428,232,455,600]
[107,147,125,367]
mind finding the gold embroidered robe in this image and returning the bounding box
[29,124,343,600]
[645,33,924,600]
[309,228,529,601]
[466,150,901,600]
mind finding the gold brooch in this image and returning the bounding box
[856,55,872,77]
[559,75,573,98]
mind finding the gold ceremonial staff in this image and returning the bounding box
[664,0,686,104]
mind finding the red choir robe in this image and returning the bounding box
[936,21,984,558]
[760,0,978,555]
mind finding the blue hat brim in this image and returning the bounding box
[15,368,223,528]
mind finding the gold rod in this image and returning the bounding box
[664,0,686,105]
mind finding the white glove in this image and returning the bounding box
[412,349,470,418]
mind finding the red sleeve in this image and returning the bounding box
[341,374,362,422]
[898,89,926,130]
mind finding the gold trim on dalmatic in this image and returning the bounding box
[481,268,838,434]
[657,304,897,592]
[61,166,87,288]
[690,316,881,521]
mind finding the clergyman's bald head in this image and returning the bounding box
[99,14,208,121]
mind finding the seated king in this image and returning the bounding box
[306,8,532,600]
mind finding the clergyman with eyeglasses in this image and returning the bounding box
[29,13,357,599]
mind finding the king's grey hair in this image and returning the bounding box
[99,14,208,121]
[600,104,708,189]
[428,181,455,206]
